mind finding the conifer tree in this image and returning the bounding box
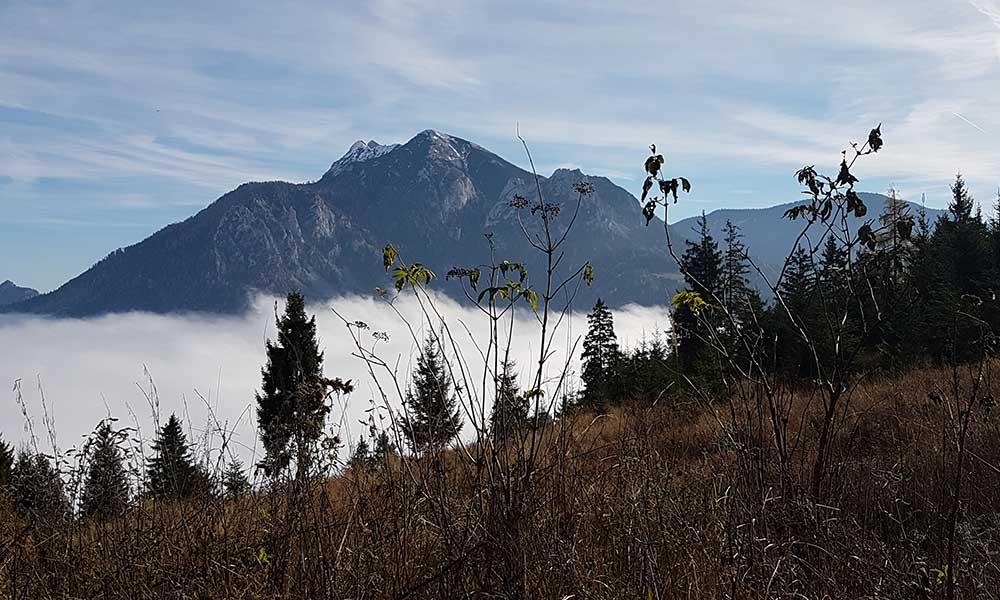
[349,437,371,470]
[721,220,751,310]
[80,420,130,520]
[222,459,250,498]
[876,189,913,283]
[675,213,723,373]
[927,175,990,360]
[818,234,848,290]
[489,359,528,441]
[373,431,397,459]
[948,173,975,225]
[0,434,13,489]
[256,292,328,477]
[580,299,621,411]
[403,337,462,453]
[146,414,199,499]
[779,246,816,314]
[773,246,817,375]
[11,450,69,523]
[681,212,723,298]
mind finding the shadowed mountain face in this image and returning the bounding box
[7,130,677,317]
[5,130,939,317]
[0,280,39,306]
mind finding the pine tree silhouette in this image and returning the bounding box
[403,336,462,453]
[349,437,371,470]
[580,298,621,411]
[80,420,130,520]
[256,292,327,477]
[146,414,200,499]
[222,459,250,498]
[489,359,527,441]
[11,450,69,524]
[675,213,722,373]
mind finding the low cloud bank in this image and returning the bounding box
[0,294,669,466]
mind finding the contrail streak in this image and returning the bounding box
[953,112,989,134]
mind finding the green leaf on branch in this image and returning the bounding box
[522,288,539,311]
[382,244,397,271]
[671,290,708,313]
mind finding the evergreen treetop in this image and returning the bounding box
[80,420,130,520]
[11,450,69,523]
[256,292,334,478]
[222,459,250,498]
[580,298,621,411]
[489,358,527,441]
[680,212,723,298]
[146,414,200,499]
[403,336,462,453]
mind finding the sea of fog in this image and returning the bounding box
[0,293,669,468]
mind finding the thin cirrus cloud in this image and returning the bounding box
[2,0,1000,291]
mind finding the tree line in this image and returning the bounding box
[568,174,1000,412]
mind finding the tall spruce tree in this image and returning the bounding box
[403,336,462,453]
[256,292,327,477]
[80,420,130,520]
[928,174,990,360]
[580,299,621,411]
[675,213,723,373]
[373,431,397,459]
[773,246,817,376]
[681,212,723,297]
[349,437,372,470]
[489,359,527,441]
[146,414,200,499]
[11,450,69,523]
[721,220,751,309]
[866,191,919,364]
[818,235,848,290]
[222,459,250,498]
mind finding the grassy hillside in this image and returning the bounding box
[3,363,999,598]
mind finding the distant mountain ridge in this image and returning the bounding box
[4,130,941,317]
[671,194,946,277]
[0,280,39,306]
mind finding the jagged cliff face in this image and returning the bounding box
[8,130,679,316]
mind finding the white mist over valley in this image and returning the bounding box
[0,294,670,467]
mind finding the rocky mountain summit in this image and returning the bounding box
[0,280,39,306]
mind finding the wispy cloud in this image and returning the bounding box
[3,0,1000,290]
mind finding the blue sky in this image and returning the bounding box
[2,0,1000,292]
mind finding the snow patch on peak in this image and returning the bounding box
[326,139,400,176]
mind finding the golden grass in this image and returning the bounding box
[4,363,1000,598]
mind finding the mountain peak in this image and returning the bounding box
[551,167,585,178]
[325,139,400,176]
[0,279,39,307]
